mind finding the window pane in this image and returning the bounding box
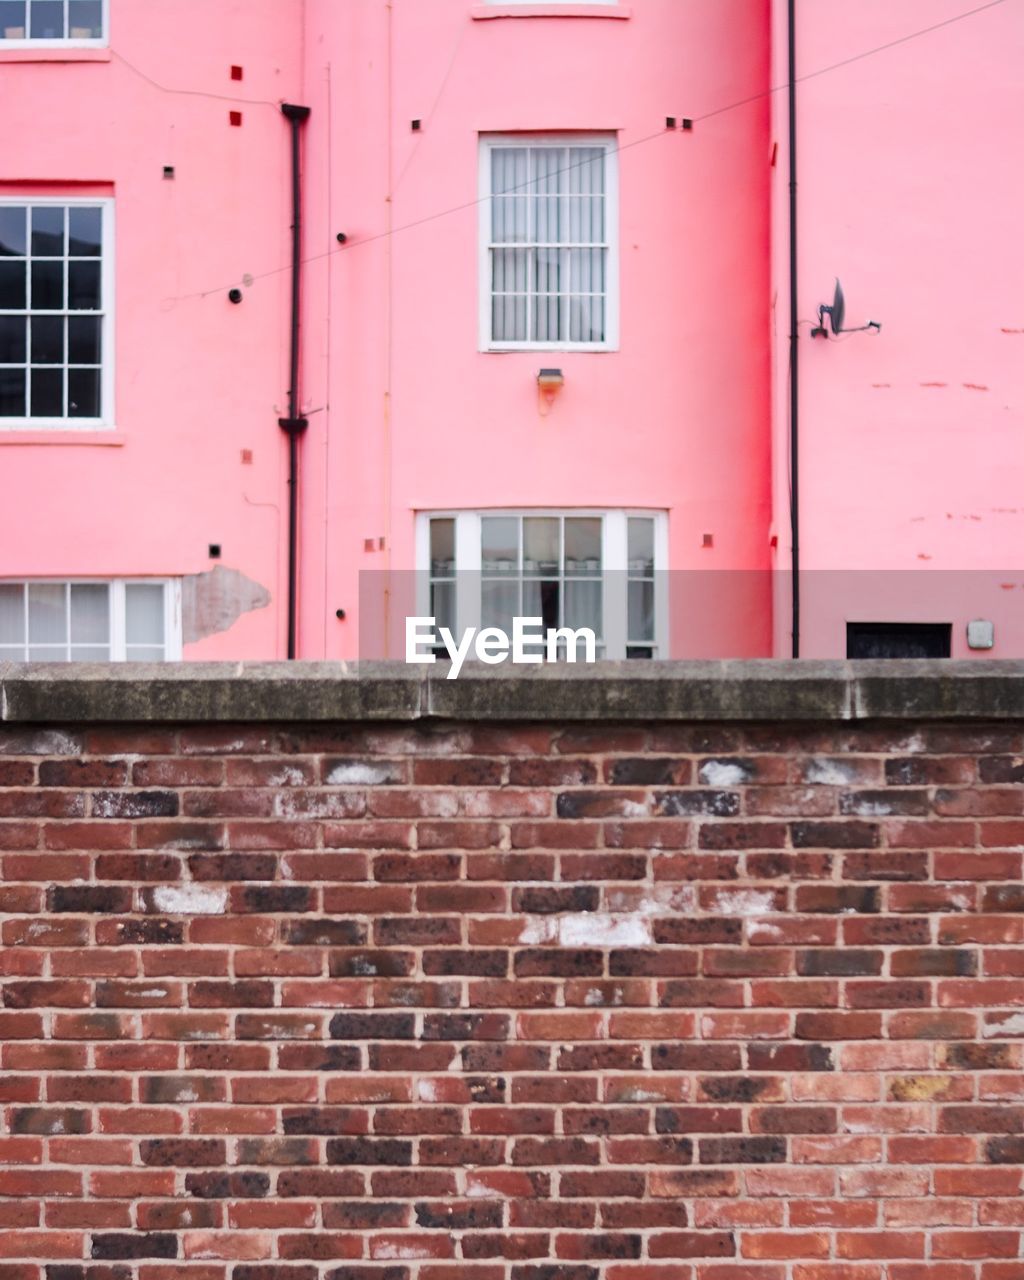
[628,579,655,642]
[0,260,27,308]
[125,646,164,662]
[566,579,602,636]
[0,205,26,256]
[68,0,102,38]
[67,367,100,417]
[628,517,655,574]
[429,518,455,577]
[28,646,67,662]
[30,366,62,417]
[523,578,559,630]
[0,584,25,644]
[30,205,64,255]
[0,2,27,38]
[31,260,63,309]
[430,581,455,635]
[28,582,66,643]
[481,517,518,572]
[0,315,27,362]
[31,315,64,364]
[68,259,100,309]
[29,0,63,37]
[126,584,165,645]
[569,294,604,344]
[481,579,517,634]
[491,148,527,196]
[523,517,559,576]
[0,368,26,415]
[71,645,110,661]
[68,206,102,256]
[564,518,601,574]
[68,315,101,364]
[70,583,109,643]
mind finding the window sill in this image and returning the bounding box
[471,4,630,19]
[0,46,110,62]
[0,429,124,446]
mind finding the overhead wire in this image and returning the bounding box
[153,0,1010,305]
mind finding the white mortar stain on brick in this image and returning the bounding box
[848,798,894,816]
[745,920,784,942]
[151,885,228,915]
[559,914,653,947]
[710,888,775,916]
[464,1177,500,1199]
[805,758,857,785]
[699,760,749,786]
[417,1080,438,1102]
[984,1012,1024,1038]
[266,765,309,786]
[518,917,557,945]
[325,761,395,786]
[621,799,650,818]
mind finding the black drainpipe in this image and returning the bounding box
[787,0,800,657]
[279,102,311,660]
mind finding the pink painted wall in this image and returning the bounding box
[0,1,302,659]
[301,0,773,660]
[770,0,1024,658]
[1,1,807,661]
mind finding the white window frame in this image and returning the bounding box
[0,195,115,429]
[0,579,182,662]
[478,134,619,353]
[0,0,108,46]
[416,510,667,659]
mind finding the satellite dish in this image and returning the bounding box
[829,280,845,335]
[810,277,878,339]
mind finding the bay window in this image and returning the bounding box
[418,511,666,659]
[0,580,180,661]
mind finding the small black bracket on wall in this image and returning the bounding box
[278,417,309,436]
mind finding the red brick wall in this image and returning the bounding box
[1,718,1022,1279]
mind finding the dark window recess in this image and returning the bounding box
[846,623,952,659]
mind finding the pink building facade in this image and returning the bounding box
[0,0,1019,662]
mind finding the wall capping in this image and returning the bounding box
[1,660,1023,724]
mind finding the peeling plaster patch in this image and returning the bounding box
[151,885,228,915]
[699,760,749,786]
[621,799,650,818]
[181,565,270,644]
[605,885,698,916]
[711,889,775,917]
[559,914,653,947]
[984,1013,1024,1038]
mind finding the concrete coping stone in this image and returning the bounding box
[1,659,1023,723]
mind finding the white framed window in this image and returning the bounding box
[0,0,106,44]
[0,580,181,661]
[417,510,667,659]
[479,135,619,351]
[0,197,113,427]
